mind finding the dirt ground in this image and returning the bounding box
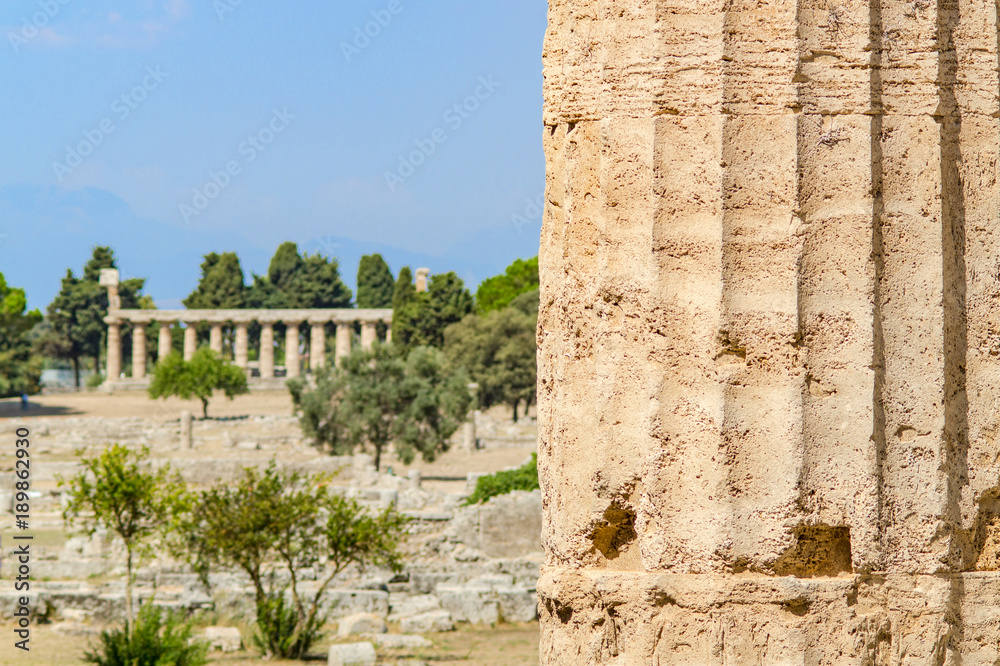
[0,391,536,480]
[0,622,540,664]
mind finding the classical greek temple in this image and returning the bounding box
[99,268,396,387]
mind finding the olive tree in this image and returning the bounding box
[176,464,409,659]
[60,445,188,636]
[149,348,248,418]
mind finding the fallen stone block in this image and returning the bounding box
[497,587,538,622]
[436,585,499,624]
[203,626,242,653]
[388,594,442,621]
[373,633,432,649]
[338,612,387,637]
[328,641,376,666]
[399,610,455,633]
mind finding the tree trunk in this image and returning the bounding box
[125,547,134,637]
[93,353,101,376]
[512,399,519,423]
[202,398,209,419]
[72,356,80,388]
[374,444,382,471]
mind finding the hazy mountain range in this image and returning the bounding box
[0,184,541,310]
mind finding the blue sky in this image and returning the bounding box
[0,0,547,309]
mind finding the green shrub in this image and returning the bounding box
[251,589,326,659]
[86,372,104,388]
[464,454,539,505]
[83,603,207,666]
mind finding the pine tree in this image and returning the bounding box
[44,247,145,384]
[356,254,395,309]
[183,252,246,309]
[0,273,42,397]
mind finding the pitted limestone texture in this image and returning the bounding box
[539,0,1000,660]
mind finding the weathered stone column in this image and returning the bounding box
[234,323,249,369]
[106,321,122,381]
[335,322,351,364]
[310,322,326,371]
[183,325,197,361]
[285,321,301,378]
[180,410,192,450]
[538,0,1000,662]
[360,322,377,350]
[260,323,275,378]
[157,323,172,361]
[415,267,429,292]
[131,324,147,379]
[209,324,224,355]
[385,324,392,344]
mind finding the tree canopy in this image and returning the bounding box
[355,254,394,309]
[183,252,246,309]
[391,268,473,350]
[246,242,352,309]
[176,464,409,658]
[444,289,538,421]
[148,348,249,417]
[42,247,145,386]
[0,273,42,397]
[60,445,188,636]
[475,256,539,314]
[289,343,472,469]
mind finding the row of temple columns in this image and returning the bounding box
[107,319,388,382]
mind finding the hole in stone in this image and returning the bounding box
[546,599,574,624]
[771,525,853,577]
[567,121,578,133]
[589,503,637,560]
[781,597,811,616]
[651,592,677,607]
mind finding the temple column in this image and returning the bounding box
[209,324,224,355]
[157,323,172,361]
[310,323,326,371]
[106,321,122,381]
[416,267,430,292]
[361,322,377,350]
[183,325,197,361]
[285,321,302,378]
[385,324,392,344]
[235,323,249,369]
[335,322,352,364]
[260,323,275,378]
[131,324,147,379]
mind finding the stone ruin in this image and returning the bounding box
[0,411,540,650]
[537,0,1000,663]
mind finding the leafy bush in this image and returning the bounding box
[251,589,325,659]
[176,463,410,660]
[83,603,207,666]
[289,343,472,469]
[148,348,248,418]
[86,372,105,388]
[464,454,539,505]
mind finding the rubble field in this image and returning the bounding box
[0,390,541,664]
